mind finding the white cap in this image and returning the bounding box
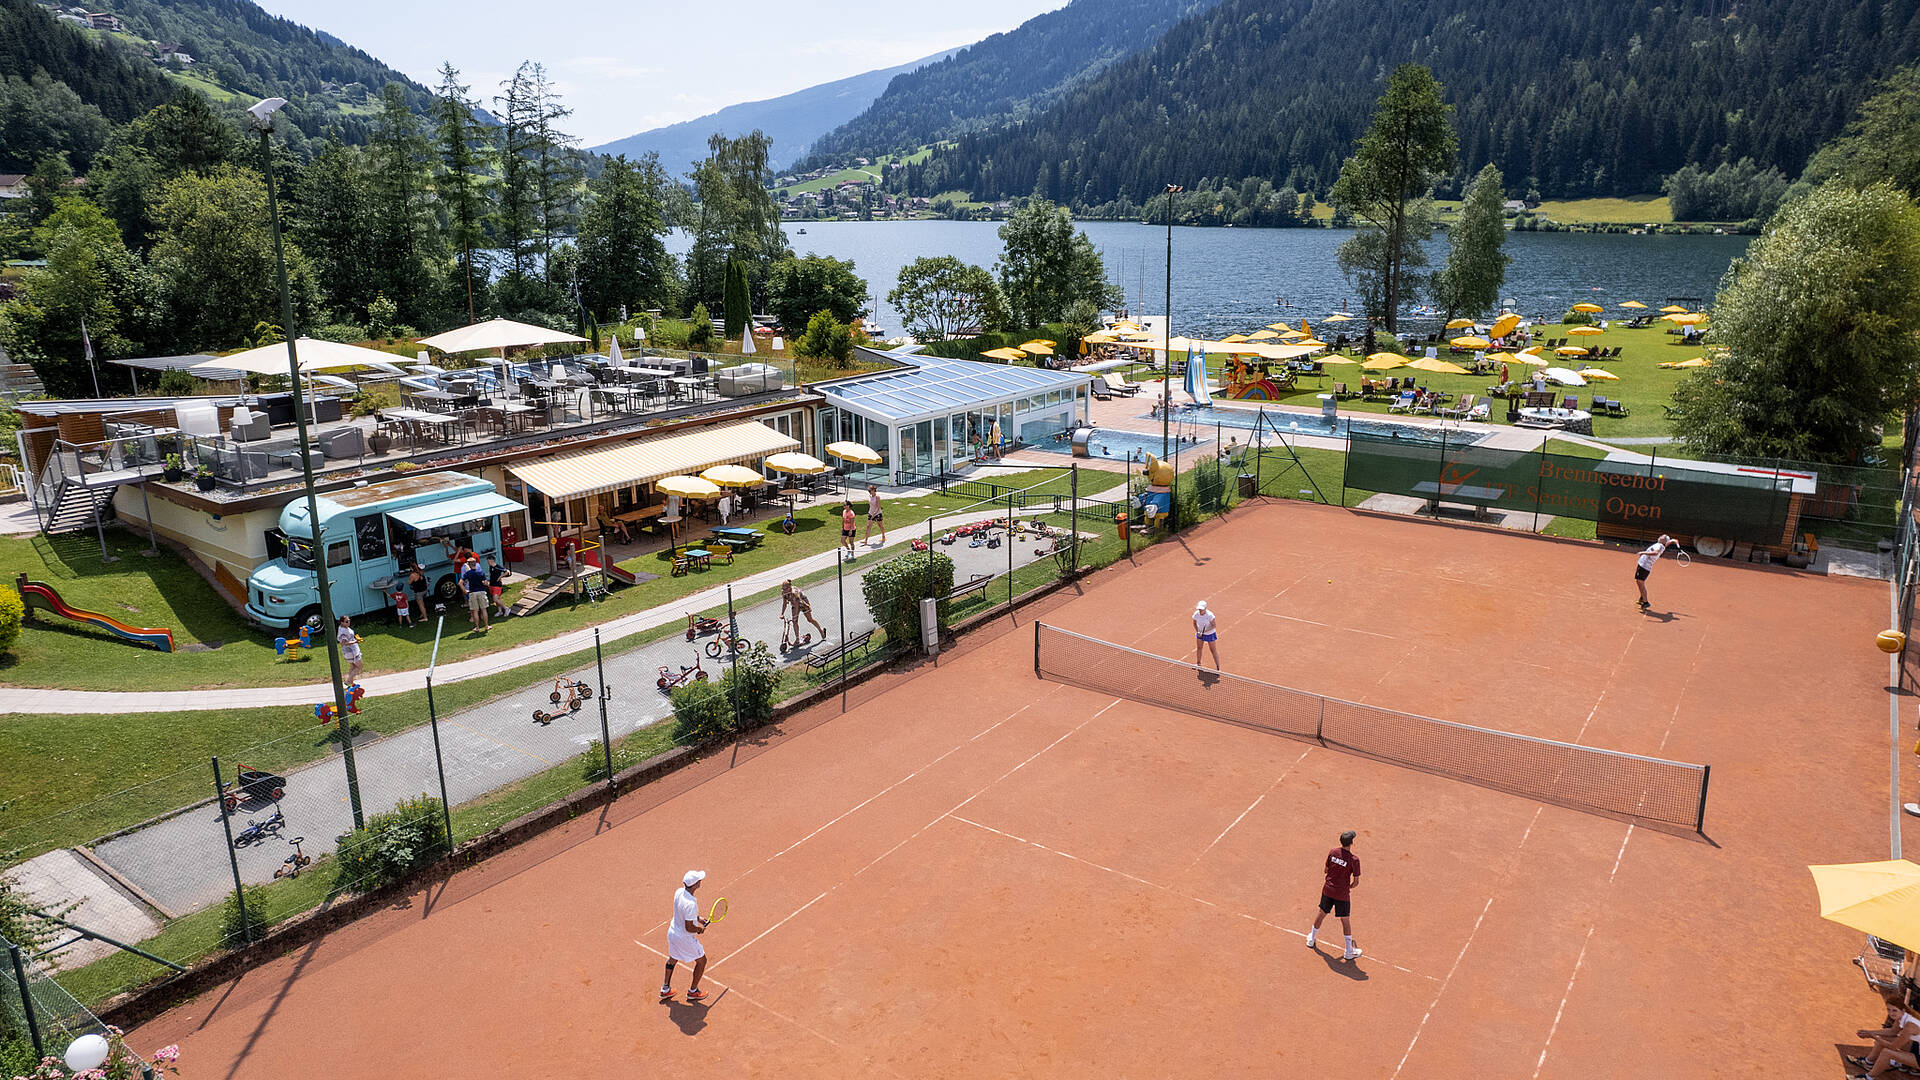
[1194,600,1208,612]
[683,870,705,887]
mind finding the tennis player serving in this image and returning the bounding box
[661,870,714,1002]
[1634,534,1675,610]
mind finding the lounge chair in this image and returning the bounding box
[1467,398,1491,421]
[1440,393,1476,419]
[1105,372,1142,395]
[1388,390,1416,413]
[1563,396,1579,411]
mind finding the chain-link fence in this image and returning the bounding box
[2,931,109,1073]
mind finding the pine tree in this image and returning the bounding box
[365,82,439,325]
[577,153,671,319]
[495,63,540,285]
[530,63,581,285]
[434,62,493,323]
[723,258,751,339]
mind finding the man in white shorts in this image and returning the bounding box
[661,869,712,1002]
[1634,533,1672,610]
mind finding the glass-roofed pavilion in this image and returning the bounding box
[816,349,1092,484]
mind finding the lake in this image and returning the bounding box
[669,221,1750,338]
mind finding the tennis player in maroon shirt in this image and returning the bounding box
[1307,830,1362,961]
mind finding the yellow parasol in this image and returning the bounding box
[982,347,1028,362]
[1566,325,1605,336]
[1449,336,1491,349]
[824,441,882,465]
[657,475,721,499]
[1295,338,1328,348]
[1445,318,1476,330]
[1275,328,1308,339]
[1323,313,1354,322]
[1576,367,1620,381]
[1659,305,1689,314]
[1619,301,1647,309]
[1405,356,1470,375]
[1362,353,1409,370]
[1571,302,1604,314]
[1247,329,1280,340]
[1019,341,1055,356]
[1555,346,1590,356]
[1809,861,1920,952]
[1659,357,1712,369]
[1220,334,1251,343]
[1081,331,1119,345]
[765,451,830,476]
[1665,313,1708,326]
[699,464,767,487]
[1491,351,1547,367]
[1489,313,1521,339]
[1265,323,1294,331]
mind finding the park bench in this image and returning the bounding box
[945,574,995,605]
[805,628,877,672]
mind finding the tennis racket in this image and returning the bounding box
[1674,547,1692,567]
[706,897,728,924]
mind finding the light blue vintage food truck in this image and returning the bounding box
[245,471,524,632]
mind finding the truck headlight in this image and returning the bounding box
[268,595,287,604]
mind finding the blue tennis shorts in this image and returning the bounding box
[1197,632,1218,643]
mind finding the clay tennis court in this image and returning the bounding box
[137,501,1894,1077]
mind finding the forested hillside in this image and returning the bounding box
[898,0,1920,207]
[801,0,1221,166]
[0,0,438,170]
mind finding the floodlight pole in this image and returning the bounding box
[1162,183,1181,458]
[257,104,364,829]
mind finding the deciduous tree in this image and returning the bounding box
[995,198,1113,328]
[888,255,1007,340]
[577,154,671,321]
[1330,64,1456,331]
[768,255,867,335]
[1434,163,1510,321]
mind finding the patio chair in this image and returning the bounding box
[1562,396,1579,411]
[318,426,364,459]
[1606,399,1630,417]
[1388,390,1417,413]
[1333,382,1352,399]
[1467,398,1491,421]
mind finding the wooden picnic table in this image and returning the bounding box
[708,526,761,549]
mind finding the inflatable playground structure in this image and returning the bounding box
[14,572,175,652]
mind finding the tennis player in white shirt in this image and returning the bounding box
[1634,534,1673,610]
[661,870,712,1002]
[1193,600,1220,670]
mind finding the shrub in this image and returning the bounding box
[154,368,202,396]
[860,551,954,651]
[1561,308,1594,325]
[794,310,854,367]
[350,382,401,418]
[332,794,448,893]
[669,676,730,744]
[312,322,368,344]
[578,737,634,782]
[670,641,780,743]
[687,303,714,347]
[0,584,21,655]
[365,293,401,339]
[219,884,274,947]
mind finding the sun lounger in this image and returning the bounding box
[1388,390,1416,413]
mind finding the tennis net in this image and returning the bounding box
[1033,623,1710,832]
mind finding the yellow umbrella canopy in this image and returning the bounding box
[1315,354,1357,365]
[982,347,1028,362]
[1323,313,1354,322]
[1019,341,1055,356]
[1362,353,1410,370]
[1405,356,1470,375]
[1576,367,1620,381]
[1665,312,1709,326]
[1492,351,1547,367]
[1247,329,1280,340]
[825,441,883,465]
[1810,861,1920,951]
[765,451,830,475]
[1659,304,1689,313]
[1566,325,1605,336]
[1265,322,1294,331]
[1659,357,1712,369]
[1110,320,1140,330]
[1295,338,1328,348]
[657,475,721,499]
[1081,331,1119,345]
[1275,328,1308,339]
[1571,302,1604,313]
[1444,318,1475,330]
[1449,336,1491,349]
[1489,313,1522,339]
[1619,300,1648,309]
[1220,333,1251,343]
[1555,345,1590,356]
[700,464,767,487]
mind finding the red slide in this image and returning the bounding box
[15,575,175,652]
[577,549,639,586]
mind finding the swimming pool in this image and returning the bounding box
[1026,428,1197,461]
[1136,404,1490,447]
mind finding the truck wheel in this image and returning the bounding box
[434,575,461,605]
[293,606,321,634]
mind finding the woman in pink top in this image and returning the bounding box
[840,503,857,558]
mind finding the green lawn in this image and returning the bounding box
[0,469,1125,693]
[1531,196,1674,224]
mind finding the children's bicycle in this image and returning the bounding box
[533,676,592,724]
[275,836,312,879]
[657,654,709,692]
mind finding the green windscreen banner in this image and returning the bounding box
[1344,432,1800,543]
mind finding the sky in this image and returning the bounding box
[251,0,1067,147]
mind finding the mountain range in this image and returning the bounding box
[587,50,955,174]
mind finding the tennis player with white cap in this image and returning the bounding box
[1193,600,1220,670]
[661,870,712,1002]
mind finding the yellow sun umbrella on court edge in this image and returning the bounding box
[658,475,722,499]
[1566,325,1605,336]
[1445,318,1476,330]
[1810,861,1920,952]
[1449,336,1491,349]
[1362,353,1410,370]
[825,441,882,466]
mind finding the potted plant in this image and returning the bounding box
[194,464,217,492]
[163,453,185,483]
[368,428,392,455]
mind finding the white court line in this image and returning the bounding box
[632,937,902,1076]
[951,814,1437,982]
[1572,625,1637,745]
[1533,822,1636,1076]
[1187,746,1314,870]
[712,704,1111,970]
[1391,805,1544,1079]
[640,690,1064,937]
[1261,612,1396,639]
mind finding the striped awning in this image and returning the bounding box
[508,419,800,502]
